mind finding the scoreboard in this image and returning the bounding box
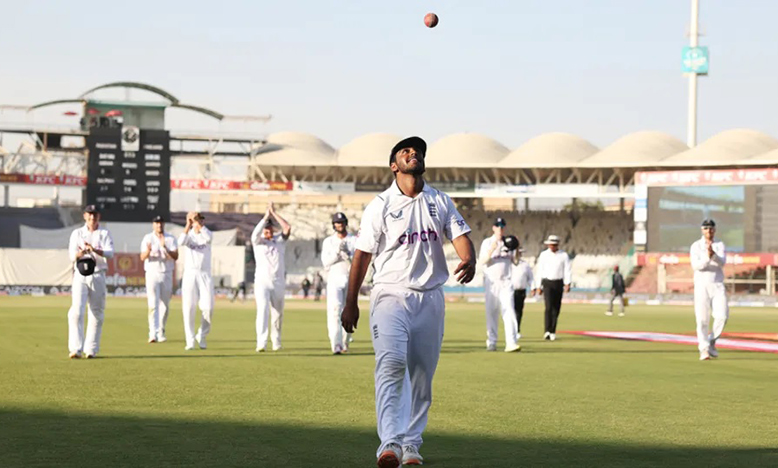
[86,127,171,222]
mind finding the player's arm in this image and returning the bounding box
[710,242,726,268]
[690,242,709,271]
[166,236,179,261]
[321,238,340,268]
[140,236,152,261]
[68,231,82,261]
[269,203,292,240]
[87,232,114,259]
[563,252,572,292]
[341,249,372,333]
[452,234,476,284]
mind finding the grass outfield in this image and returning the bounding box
[1,296,777,467]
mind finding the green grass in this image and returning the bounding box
[1,296,777,467]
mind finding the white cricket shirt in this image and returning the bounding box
[321,232,356,283]
[690,237,726,284]
[512,259,534,291]
[140,232,178,274]
[178,227,212,273]
[533,248,572,288]
[251,218,287,285]
[355,181,471,291]
[68,224,114,273]
[479,235,512,283]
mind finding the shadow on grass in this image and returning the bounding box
[1,409,776,468]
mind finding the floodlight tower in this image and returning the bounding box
[687,0,700,147]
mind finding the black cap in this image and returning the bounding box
[84,204,99,214]
[332,212,348,224]
[152,215,164,223]
[494,217,506,227]
[701,219,716,228]
[503,235,519,251]
[76,257,96,276]
[389,136,427,166]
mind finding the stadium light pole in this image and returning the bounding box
[687,0,700,147]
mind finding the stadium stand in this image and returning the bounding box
[0,207,65,248]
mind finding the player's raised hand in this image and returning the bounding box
[454,259,476,284]
[341,301,360,333]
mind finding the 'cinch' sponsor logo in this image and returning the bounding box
[398,229,439,245]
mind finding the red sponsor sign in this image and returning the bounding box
[0,173,86,186]
[636,168,778,187]
[637,252,778,267]
[170,179,293,191]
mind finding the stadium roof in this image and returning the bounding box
[658,129,778,167]
[337,133,401,167]
[499,133,599,168]
[426,133,509,168]
[577,131,688,168]
[253,132,336,166]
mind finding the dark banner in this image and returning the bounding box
[86,127,171,222]
[355,180,474,193]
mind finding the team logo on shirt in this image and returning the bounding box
[456,218,466,227]
[398,228,439,245]
[428,203,437,218]
[389,210,403,220]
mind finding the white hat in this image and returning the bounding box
[543,234,560,245]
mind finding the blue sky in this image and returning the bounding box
[2,0,777,148]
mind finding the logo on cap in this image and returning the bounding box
[494,217,506,227]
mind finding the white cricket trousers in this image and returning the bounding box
[694,281,729,352]
[370,285,445,457]
[68,271,107,356]
[146,271,173,340]
[326,277,351,352]
[484,278,519,349]
[182,270,214,348]
[255,278,285,350]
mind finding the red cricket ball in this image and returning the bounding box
[424,13,439,28]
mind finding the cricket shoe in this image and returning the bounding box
[333,344,343,355]
[699,350,711,361]
[486,343,497,352]
[618,312,625,317]
[195,334,207,350]
[709,343,719,358]
[185,344,196,351]
[148,337,157,344]
[505,344,522,353]
[543,332,551,340]
[256,346,266,353]
[605,311,613,316]
[402,445,423,465]
[69,351,82,359]
[85,354,96,359]
[377,443,402,468]
[549,333,556,341]
[157,334,167,343]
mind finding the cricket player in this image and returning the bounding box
[690,219,728,361]
[320,211,356,354]
[511,244,533,338]
[251,202,291,352]
[479,218,521,352]
[606,265,626,317]
[178,212,214,351]
[140,215,178,343]
[533,234,571,341]
[341,136,476,468]
[67,205,114,359]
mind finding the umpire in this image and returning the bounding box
[533,235,571,341]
